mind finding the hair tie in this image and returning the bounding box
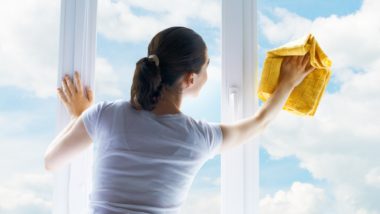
[148,54,160,67]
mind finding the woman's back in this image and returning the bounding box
[82,99,222,213]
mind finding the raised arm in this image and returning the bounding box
[219,53,315,153]
[44,71,94,171]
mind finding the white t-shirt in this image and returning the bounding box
[82,99,223,214]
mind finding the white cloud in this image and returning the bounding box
[260,182,333,214]
[0,0,60,98]
[201,176,221,186]
[206,54,222,84]
[0,173,52,213]
[259,0,380,213]
[258,8,313,45]
[181,190,220,214]
[366,167,380,189]
[180,175,220,214]
[0,0,125,99]
[0,112,39,135]
[94,57,124,98]
[0,111,54,184]
[97,0,221,43]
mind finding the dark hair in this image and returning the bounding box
[130,26,207,111]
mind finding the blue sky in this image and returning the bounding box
[258,0,362,20]
[1,0,380,213]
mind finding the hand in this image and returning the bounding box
[57,71,94,117]
[278,52,316,88]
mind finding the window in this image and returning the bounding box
[52,0,259,213]
[9,0,378,214]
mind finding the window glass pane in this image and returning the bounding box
[96,0,221,213]
[258,0,379,213]
[0,0,60,213]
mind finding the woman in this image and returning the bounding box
[44,26,314,213]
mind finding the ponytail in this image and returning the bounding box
[130,56,164,111]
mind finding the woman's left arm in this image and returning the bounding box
[44,115,90,171]
[44,71,94,172]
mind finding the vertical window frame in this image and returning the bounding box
[221,0,259,213]
[54,0,98,213]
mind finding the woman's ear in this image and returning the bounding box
[182,72,195,89]
[190,73,194,84]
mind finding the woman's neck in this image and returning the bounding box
[151,89,182,115]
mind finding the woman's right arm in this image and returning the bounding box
[219,53,315,153]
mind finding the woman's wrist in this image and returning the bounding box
[256,81,295,126]
[277,81,296,92]
[70,114,80,120]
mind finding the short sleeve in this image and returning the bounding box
[197,119,224,160]
[81,101,107,141]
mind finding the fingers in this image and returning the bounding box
[74,71,83,95]
[62,72,82,97]
[301,52,310,66]
[283,56,296,65]
[289,55,301,64]
[306,65,316,74]
[65,74,76,94]
[57,88,68,104]
[60,71,92,103]
[86,87,94,102]
[295,55,303,64]
[62,76,72,97]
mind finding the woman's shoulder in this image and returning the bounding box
[96,99,128,107]
[90,99,129,115]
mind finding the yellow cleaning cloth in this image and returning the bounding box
[258,33,332,117]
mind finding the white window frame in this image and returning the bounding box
[221,0,259,213]
[53,0,259,213]
[54,0,97,213]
